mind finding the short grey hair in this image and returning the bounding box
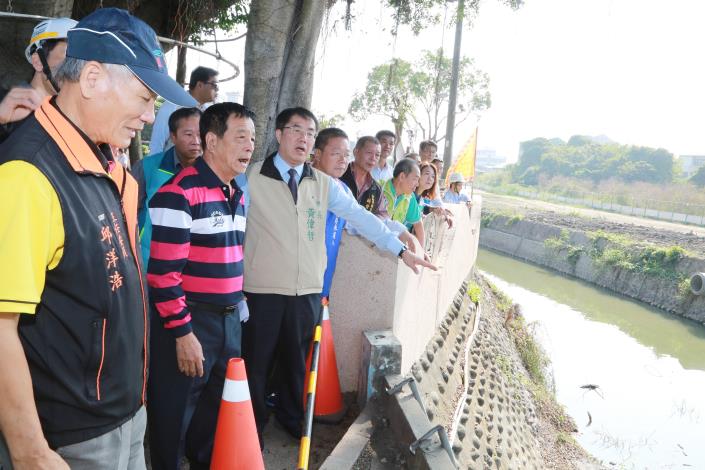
[393,157,419,179]
[55,57,134,84]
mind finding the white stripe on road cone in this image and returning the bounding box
[222,378,250,403]
[322,305,329,321]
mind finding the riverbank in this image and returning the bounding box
[471,271,601,469]
[480,194,705,324]
[478,248,705,468]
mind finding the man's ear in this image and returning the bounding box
[30,52,44,74]
[78,61,106,99]
[275,128,282,145]
[205,131,218,153]
[312,148,322,164]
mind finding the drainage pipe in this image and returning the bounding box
[690,273,705,296]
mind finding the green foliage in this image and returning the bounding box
[543,229,582,266]
[487,281,513,314]
[480,210,522,228]
[349,58,415,137]
[589,231,687,280]
[507,214,523,225]
[349,49,490,142]
[385,0,523,35]
[467,282,482,304]
[203,2,249,33]
[513,136,675,185]
[678,276,693,299]
[690,165,705,187]
[481,212,497,227]
[507,314,548,387]
[318,113,345,130]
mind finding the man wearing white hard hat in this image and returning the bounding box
[443,172,471,204]
[25,17,78,98]
[0,17,76,143]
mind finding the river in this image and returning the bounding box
[476,248,705,469]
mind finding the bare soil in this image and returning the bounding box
[481,192,705,258]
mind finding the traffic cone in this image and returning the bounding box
[211,358,264,470]
[305,301,346,423]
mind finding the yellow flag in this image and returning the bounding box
[445,127,478,187]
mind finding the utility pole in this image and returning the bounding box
[442,0,465,180]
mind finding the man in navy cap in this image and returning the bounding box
[0,8,195,470]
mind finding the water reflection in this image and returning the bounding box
[477,249,705,371]
[477,248,705,469]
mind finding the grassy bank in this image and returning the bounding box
[542,228,691,297]
[478,277,587,462]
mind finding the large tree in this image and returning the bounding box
[0,0,247,86]
[348,58,416,146]
[0,0,521,160]
[349,48,490,148]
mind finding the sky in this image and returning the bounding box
[167,0,705,163]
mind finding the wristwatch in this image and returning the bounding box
[397,244,408,258]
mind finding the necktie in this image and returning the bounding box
[287,168,298,204]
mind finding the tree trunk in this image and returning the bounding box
[243,0,326,161]
[175,44,187,87]
[128,130,143,165]
[0,0,73,88]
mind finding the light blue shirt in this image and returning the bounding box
[273,153,404,255]
[443,191,470,204]
[371,164,393,182]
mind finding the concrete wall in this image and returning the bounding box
[480,214,705,325]
[329,196,482,392]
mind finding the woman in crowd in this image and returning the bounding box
[415,162,453,228]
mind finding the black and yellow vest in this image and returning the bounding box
[0,98,148,448]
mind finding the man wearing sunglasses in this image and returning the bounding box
[149,66,218,155]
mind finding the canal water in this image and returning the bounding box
[476,248,705,469]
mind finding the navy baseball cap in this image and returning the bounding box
[67,8,197,107]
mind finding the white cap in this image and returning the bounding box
[449,172,464,184]
[25,17,78,63]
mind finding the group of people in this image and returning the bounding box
[0,8,471,470]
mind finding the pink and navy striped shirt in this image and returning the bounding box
[147,157,246,337]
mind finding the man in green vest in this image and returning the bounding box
[133,107,202,264]
[242,107,435,448]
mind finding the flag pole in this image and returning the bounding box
[470,126,478,201]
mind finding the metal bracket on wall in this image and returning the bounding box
[386,376,427,415]
[409,425,459,469]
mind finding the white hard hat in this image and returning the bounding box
[25,17,78,63]
[449,172,464,184]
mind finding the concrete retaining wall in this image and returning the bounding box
[328,196,482,392]
[480,214,705,324]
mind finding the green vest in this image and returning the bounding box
[138,148,178,265]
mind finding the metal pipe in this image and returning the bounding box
[0,11,240,82]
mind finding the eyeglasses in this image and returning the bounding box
[282,125,317,140]
[204,81,219,90]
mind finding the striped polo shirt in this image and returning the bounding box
[147,157,246,337]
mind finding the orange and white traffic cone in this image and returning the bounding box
[304,300,346,424]
[211,358,264,470]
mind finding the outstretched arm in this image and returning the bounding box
[328,179,437,273]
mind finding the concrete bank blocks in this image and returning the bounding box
[401,273,544,469]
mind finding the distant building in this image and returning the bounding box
[679,154,705,178]
[224,91,242,103]
[476,149,506,174]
